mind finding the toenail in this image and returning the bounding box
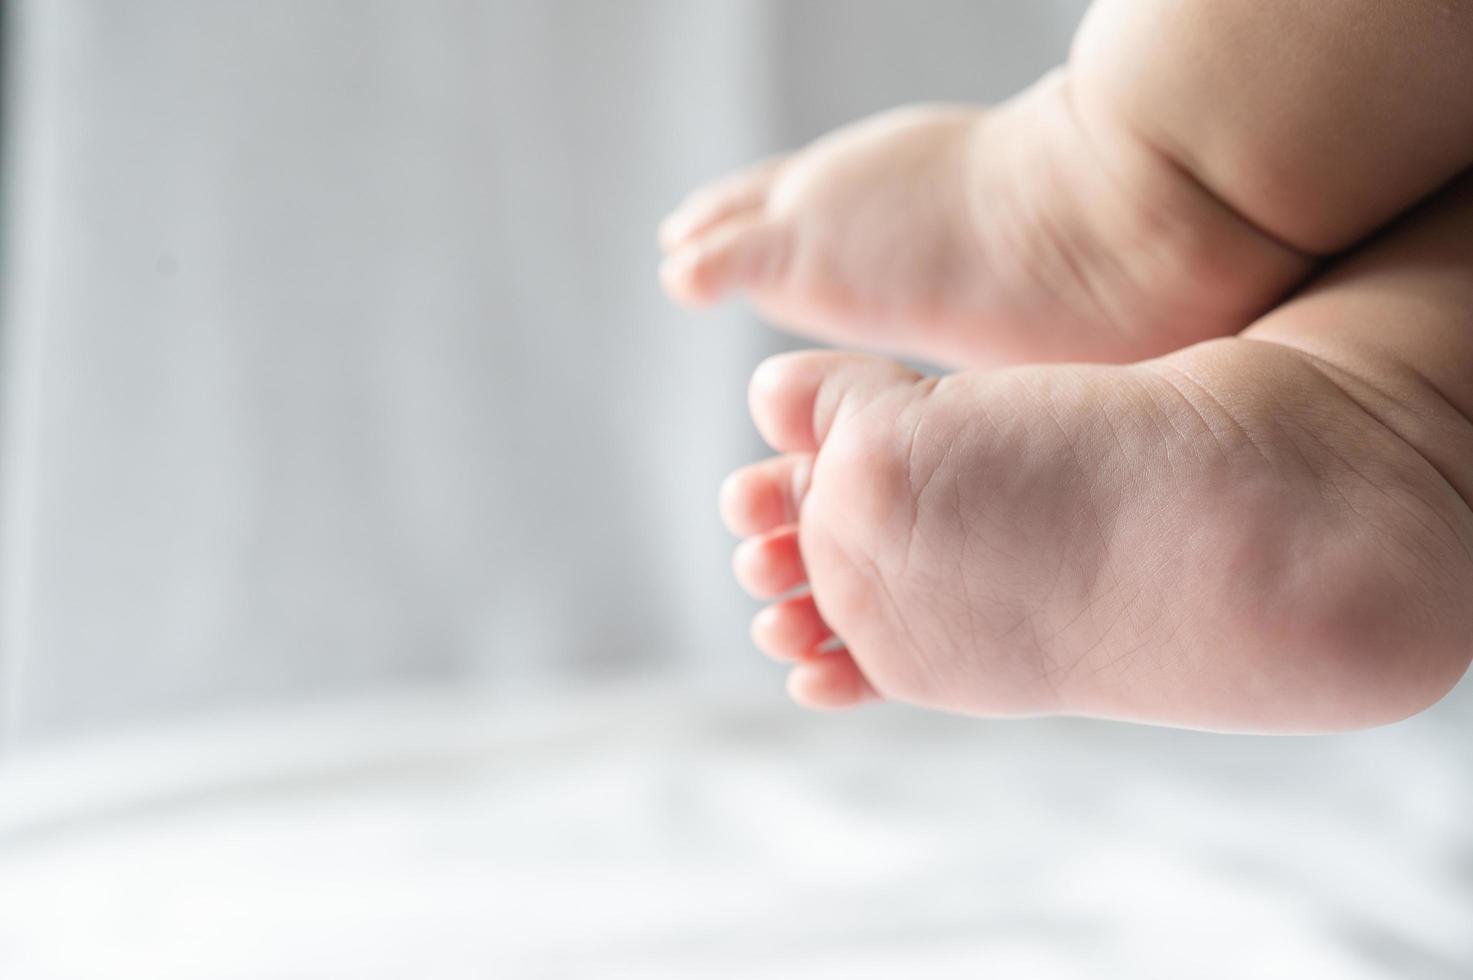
[750,606,780,643]
[749,357,788,401]
[732,536,760,573]
[660,253,693,282]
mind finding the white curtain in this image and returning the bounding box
[0,0,1088,745]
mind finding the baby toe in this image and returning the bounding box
[658,158,782,250]
[750,594,833,662]
[732,525,806,598]
[748,350,924,454]
[659,215,784,308]
[719,454,813,537]
[787,651,880,710]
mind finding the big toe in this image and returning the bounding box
[659,158,782,251]
[747,350,924,454]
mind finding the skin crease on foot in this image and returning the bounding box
[660,74,1311,371]
[661,0,1473,373]
[717,174,1473,734]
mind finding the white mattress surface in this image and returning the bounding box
[2,682,1470,979]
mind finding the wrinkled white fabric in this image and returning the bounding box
[2,686,1471,978]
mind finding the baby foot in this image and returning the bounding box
[662,74,1309,369]
[720,343,1473,732]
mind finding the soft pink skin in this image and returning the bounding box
[661,0,1473,371]
[718,177,1473,733]
[1072,0,1473,256]
[661,77,1308,371]
[669,1,1473,727]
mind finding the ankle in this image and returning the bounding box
[1000,70,1316,357]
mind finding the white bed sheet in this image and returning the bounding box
[2,682,1470,979]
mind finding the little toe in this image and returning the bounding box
[787,651,880,710]
[660,215,783,308]
[658,158,782,250]
[732,525,806,598]
[750,594,833,662]
[748,350,924,454]
[719,454,814,537]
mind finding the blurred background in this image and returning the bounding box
[0,0,1088,743]
[1,2,1470,977]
